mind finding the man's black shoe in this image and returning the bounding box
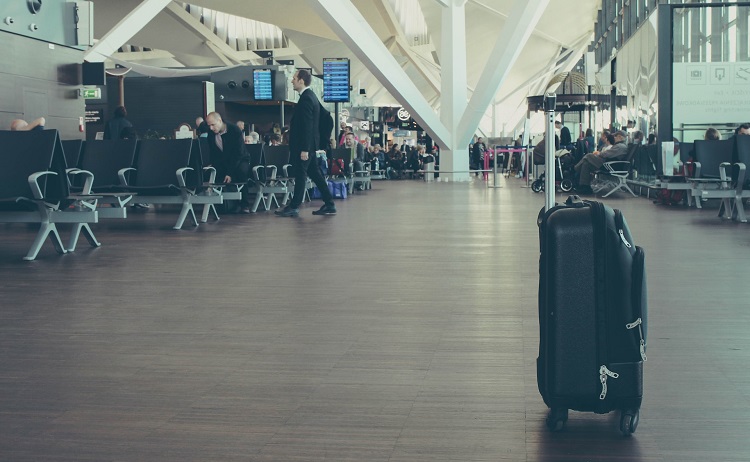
[312,204,337,216]
[274,207,299,217]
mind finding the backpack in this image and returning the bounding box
[331,158,345,176]
[318,104,333,151]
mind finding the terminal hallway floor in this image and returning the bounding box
[0,178,748,461]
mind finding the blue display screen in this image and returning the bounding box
[323,58,350,103]
[253,69,273,100]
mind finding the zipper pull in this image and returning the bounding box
[626,318,648,361]
[619,229,632,248]
[625,318,642,329]
[599,365,619,400]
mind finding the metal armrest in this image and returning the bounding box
[685,161,701,178]
[118,167,136,186]
[176,167,194,188]
[28,171,57,200]
[203,166,217,184]
[252,165,264,181]
[734,162,746,194]
[68,168,95,194]
[265,165,278,180]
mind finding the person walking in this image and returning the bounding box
[275,69,336,217]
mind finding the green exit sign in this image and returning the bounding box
[80,88,101,99]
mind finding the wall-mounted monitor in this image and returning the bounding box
[82,61,106,86]
[253,68,274,101]
[323,58,350,103]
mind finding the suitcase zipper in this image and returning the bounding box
[626,318,648,361]
[615,210,633,248]
[618,229,632,248]
[599,365,619,400]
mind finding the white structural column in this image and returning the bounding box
[457,0,550,147]
[439,0,470,182]
[85,0,174,62]
[308,0,451,149]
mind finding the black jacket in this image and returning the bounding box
[207,122,247,179]
[104,116,132,140]
[289,88,320,160]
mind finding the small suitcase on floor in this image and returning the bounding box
[537,195,647,435]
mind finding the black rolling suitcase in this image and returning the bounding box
[537,195,647,435]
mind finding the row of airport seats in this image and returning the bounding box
[684,136,750,221]
[625,136,750,222]
[0,130,375,260]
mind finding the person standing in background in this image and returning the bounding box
[103,106,132,140]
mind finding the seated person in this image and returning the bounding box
[408,146,422,175]
[387,145,405,178]
[245,131,260,144]
[704,127,721,141]
[268,133,282,146]
[532,133,560,165]
[574,129,628,194]
[205,111,252,213]
[10,117,45,131]
[368,144,386,170]
[343,132,365,161]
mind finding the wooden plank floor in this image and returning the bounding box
[0,178,748,461]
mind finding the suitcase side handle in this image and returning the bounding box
[564,195,586,207]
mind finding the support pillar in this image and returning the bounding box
[439,0,469,182]
[118,75,125,107]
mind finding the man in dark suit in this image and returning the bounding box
[205,111,251,212]
[275,69,336,217]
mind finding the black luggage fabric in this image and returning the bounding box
[537,196,647,432]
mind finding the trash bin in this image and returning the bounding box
[423,155,435,182]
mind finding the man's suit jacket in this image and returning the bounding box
[289,88,320,160]
[207,122,246,179]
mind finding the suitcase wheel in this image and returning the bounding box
[619,409,640,436]
[545,408,568,432]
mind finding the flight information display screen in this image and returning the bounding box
[323,58,350,103]
[253,69,273,100]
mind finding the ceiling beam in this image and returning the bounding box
[112,49,177,62]
[206,42,235,66]
[85,0,173,62]
[467,0,562,46]
[457,0,550,146]
[308,0,451,148]
[394,36,441,95]
[163,2,246,65]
